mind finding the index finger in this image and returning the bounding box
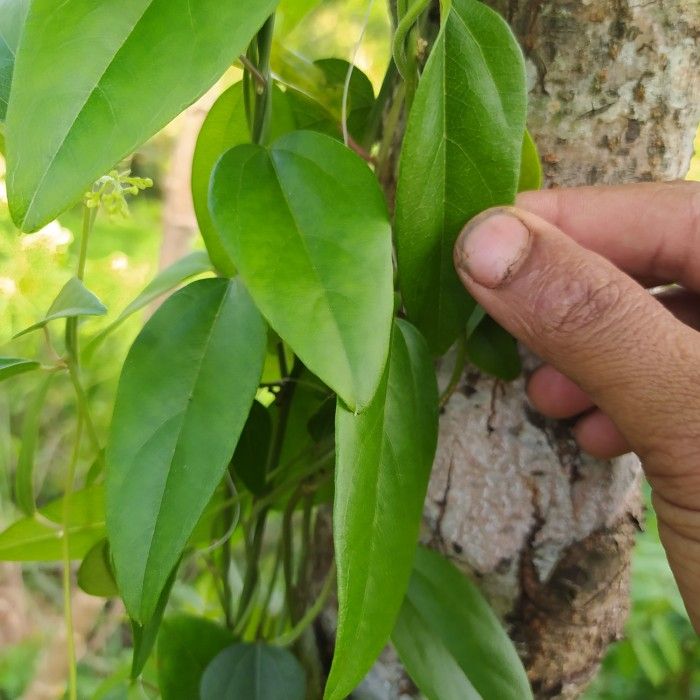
[517,180,700,289]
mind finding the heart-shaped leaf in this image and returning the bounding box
[201,643,305,700]
[392,547,533,700]
[107,278,266,623]
[6,0,278,231]
[157,615,234,700]
[210,130,393,412]
[191,82,295,276]
[395,0,527,354]
[326,319,439,700]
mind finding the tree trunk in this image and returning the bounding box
[423,1,700,698]
[326,2,700,699]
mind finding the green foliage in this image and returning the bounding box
[393,547,533,700]
[395,0,527,354]
[200,643,306,700]
[14,372,54,515]
[6,0,279,231]
[0,484,105,561]
[77,538,119,597]
[0,0,28,121]
[210,130,393,411]
[0,1,547,697]
[14,276,106,338]
[107,278,266,623]
[0,356,39,381]
[157,615,235,700]
[327,320,438,699]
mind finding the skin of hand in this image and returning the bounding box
[453,180,700,632]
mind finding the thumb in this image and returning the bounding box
[453,206,700,474]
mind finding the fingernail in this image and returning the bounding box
[454,210,532,289]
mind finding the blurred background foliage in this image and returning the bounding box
[0,0,698,697]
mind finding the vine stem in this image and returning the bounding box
[271,560,337,648]
[61,412,83,700]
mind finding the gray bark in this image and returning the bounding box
[348,1,700,699]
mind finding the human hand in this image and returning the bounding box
[453,181,700,631]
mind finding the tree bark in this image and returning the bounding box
[326,2,700,699]
[422,1,700,698]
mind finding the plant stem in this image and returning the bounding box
[272,560,336,648]
[439,336,467,408]
[235,508,269,628]
[61,412,83,700]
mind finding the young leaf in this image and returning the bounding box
[107,278,266,623]
[326,319,439,700]
[395,0,527,354]
[157,615,234,700]
[210,131,393,412]
[466,315,521,381]
[191,83,295,276]
[77,538,119,598]
[14,276,107,338]
[84,251,213,359]
[0,357,39,382]
[200,643,306,700]
[131,565,178,678]
[231,400,273,496]
[518,130,543,192]
[285,59,375,141]
[15,372,54,515]
[6,0,279,232]
[393,547,533,700]
[0,484,105,561]
[0,0,28,122]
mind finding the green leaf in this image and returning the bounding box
[0,0,28,122]
[191,83,295,276]
[15,373,54,515]
[393,597,481,700]
[210,131,393,412]
[518,130,543,192]
[395,0,527,354]
[131,565,178,678]
[77,538,119,598]
[0,485,105,561]
[231,401,273,496]
[465,315,521,381]
[286,59,375,142]
[200,643,305,700]
[393,547,533,700]
[107,278,266,623]
[326,319,439,700]
[156,615,234,700]
[0,357,40,382]
[14,276,107,338]
[84,251,213,359]
[6,0,279,232]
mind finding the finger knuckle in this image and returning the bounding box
[532,267,623,339]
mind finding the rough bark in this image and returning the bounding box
[322,2,700,698]
[421,1,699,697]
